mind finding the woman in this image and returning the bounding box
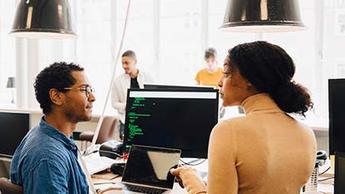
[171,41,317,194]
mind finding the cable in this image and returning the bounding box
[86,0,132,153]
[93,178,121,185]
[318,177,334,182]
[319,166,331,176]
[179,158,207,166]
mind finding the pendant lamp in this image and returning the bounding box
[10,0,76,39]
[221,0,305,32]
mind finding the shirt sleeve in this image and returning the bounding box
[24,159,69,194]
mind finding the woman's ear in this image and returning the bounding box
[245,81,259,94]
[49,88,64,106]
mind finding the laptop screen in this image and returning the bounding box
[122,145,181,189]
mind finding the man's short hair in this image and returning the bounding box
[122,50,137,61]
[34,62,84,114]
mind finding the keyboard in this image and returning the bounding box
[82,152,116,174]
[125,184,168,194]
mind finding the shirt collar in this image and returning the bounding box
[241,93,283,115]
[39,117,77,151]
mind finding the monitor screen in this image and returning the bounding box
[0,111,30,158]
[124,89,219,158]
[329,79,345,155]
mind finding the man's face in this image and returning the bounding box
[122,56,137,75]
[62,71,96,123]
[206,56,216,68]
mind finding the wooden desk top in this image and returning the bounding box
[91,172,334,194]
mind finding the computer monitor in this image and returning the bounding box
[124,89,219,158]
[329,79,345,155]
[335,152,345,194]
[144,84,215,91]
[0,111,30,158]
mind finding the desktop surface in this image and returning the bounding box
[91,158,334,194]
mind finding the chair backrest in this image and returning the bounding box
[0,178,23,194]
[96,116,119,144]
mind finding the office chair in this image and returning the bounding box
[78,116,119,149]
[0,178,23,194]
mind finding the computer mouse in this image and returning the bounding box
[110,163,125,176]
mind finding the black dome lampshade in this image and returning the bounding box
[10,0,76,39]
[221,0,306,32]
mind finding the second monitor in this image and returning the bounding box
[124,89,219,158]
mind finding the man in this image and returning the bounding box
[195,47,223,87]
[10,62,96,194]
[111,50,153,139]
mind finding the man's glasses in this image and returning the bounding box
[63,86,95,98]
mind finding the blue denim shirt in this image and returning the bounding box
[10,118,89,194]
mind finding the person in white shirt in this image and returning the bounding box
[111,50,153,139]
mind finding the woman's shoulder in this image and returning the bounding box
[212,117,247,135]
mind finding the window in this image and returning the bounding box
[160,0,203,85]
[0,0,16,107]
[5,0,344,123]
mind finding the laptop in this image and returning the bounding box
[122,145,181,194]
[335,152,345,194]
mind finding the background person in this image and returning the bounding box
[195,48,223,88]
[111,50,153,140]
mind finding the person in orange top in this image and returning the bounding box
[195,48,223,87]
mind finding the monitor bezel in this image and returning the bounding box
[329,79,345,155]
[144,84,215,91]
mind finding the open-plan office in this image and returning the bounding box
[1,0,345,194]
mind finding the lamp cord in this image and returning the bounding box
[88,0,132,150]
[179,158,207,166]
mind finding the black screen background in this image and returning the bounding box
[329,79,345,155]
[0,112,29,157]
[124,92,218,158]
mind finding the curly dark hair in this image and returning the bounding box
[227,41,313,116]
[34,62,84,114]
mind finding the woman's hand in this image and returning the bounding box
[170,166,206,194]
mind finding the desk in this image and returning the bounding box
[90,157,334,194]
[91,172,334,194]
[92,172,333,194]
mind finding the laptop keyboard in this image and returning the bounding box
[125,184,167,194]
